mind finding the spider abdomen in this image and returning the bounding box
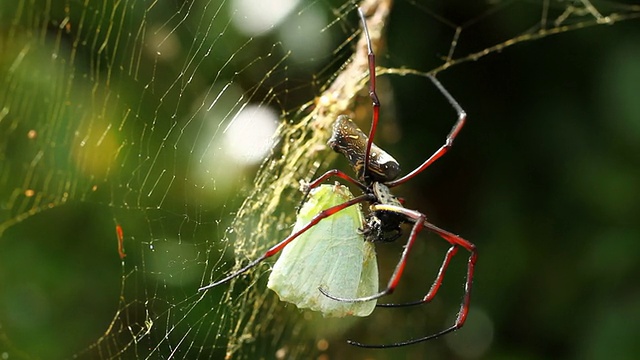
[328,115,401,182]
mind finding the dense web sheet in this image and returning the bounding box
[1,0,639,359]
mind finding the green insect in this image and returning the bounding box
[267,184,378,317]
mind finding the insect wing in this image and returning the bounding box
[267,184,378,317]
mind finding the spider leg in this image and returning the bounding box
[319,205,426,303]
[386,75,466,188]
[198,194,373,292]
[346,204,478,349]
[304,169,366,192]
[377,245,458,308]
[348,321,459,349]
[357,7,381,181]
[298,170,366,211]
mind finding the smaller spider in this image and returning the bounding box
[199,7,477,348]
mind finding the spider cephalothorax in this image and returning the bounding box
[363,182,406,243]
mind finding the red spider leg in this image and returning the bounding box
[358,205,478,348]
[385,75,467,188]
[377,245,458,308]
[319,205,427,303]
[357,7,381,181]
[343,204,478,349]
[305,169,366,192]
[198,193,373,292]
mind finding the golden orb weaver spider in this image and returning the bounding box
[199,6,477,348]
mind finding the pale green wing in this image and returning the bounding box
[267,184,378,317]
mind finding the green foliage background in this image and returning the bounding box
[1,0,639,359]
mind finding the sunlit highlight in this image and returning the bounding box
[231,0,300,36]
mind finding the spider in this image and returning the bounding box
[199,7,477,348]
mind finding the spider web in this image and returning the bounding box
[1,0,639,359]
